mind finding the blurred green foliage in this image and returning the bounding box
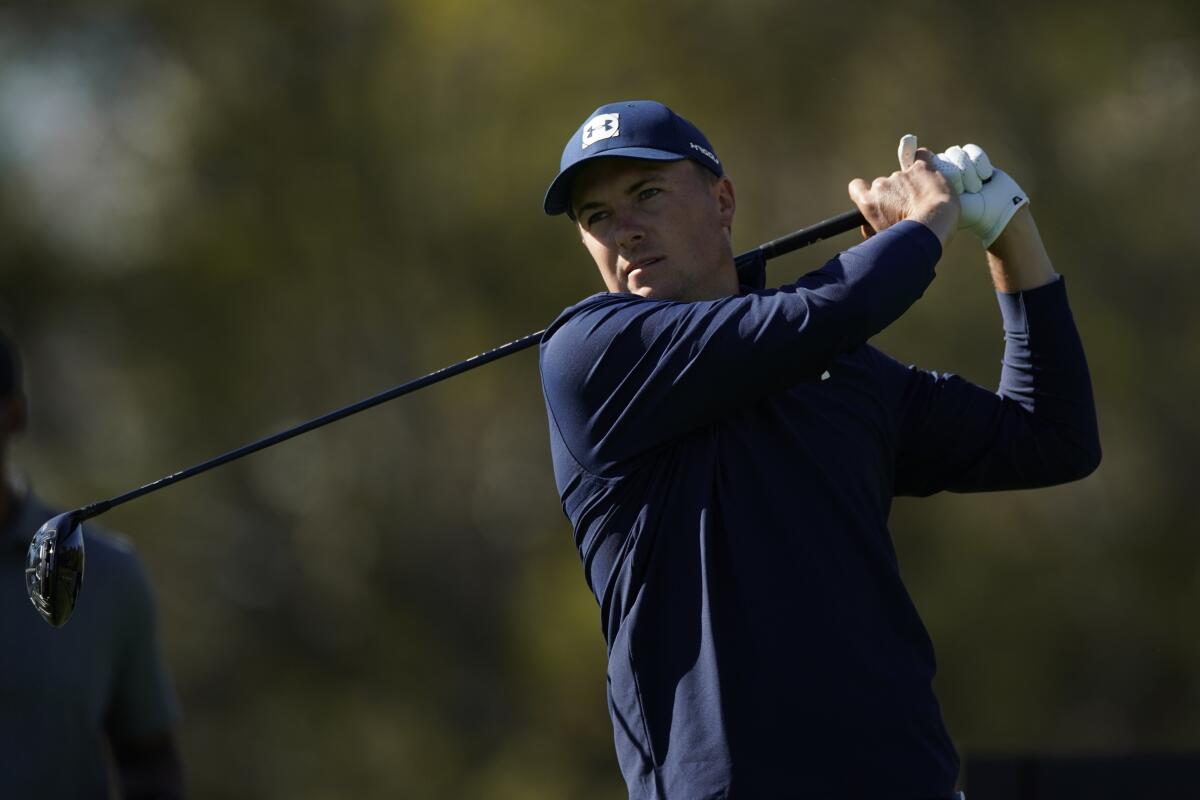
[2,1,1198,796]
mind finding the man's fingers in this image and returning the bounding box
[930,153,964,194]
[897,134,918,169]
[911,148,944,176]
[847,177,870,205]
[963,144,993,180]
[911,147,936,165]
[944,146,982,193]
[848,178,883,236]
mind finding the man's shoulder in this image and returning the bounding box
[540,292,651,375]
[80,521,157,613]
[21,496,145,572]
[544,291,642,336]
[83,524,141,564]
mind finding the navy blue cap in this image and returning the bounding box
[543,100,723,216]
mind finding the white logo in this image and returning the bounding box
[690,142,719,164]
[820,370,831,381]
[581,113,620,149]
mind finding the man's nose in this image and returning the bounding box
[613,208,646,249]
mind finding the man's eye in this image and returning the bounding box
[638,188,661,201]
[586,211,610,226]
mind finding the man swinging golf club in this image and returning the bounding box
[539,100,1100,798]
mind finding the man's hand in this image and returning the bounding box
[919,138,1030,249]
[902,135,1056,290]
[897,135,1055,291]
[848,148,960,247]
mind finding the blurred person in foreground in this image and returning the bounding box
[0,329,184,799]
[538,101,1100,799]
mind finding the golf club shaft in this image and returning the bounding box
[75,208,868,523]
[753,209,866,260]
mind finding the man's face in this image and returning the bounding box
[570,158,737,302]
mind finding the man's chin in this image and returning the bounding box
[628,282,678,301]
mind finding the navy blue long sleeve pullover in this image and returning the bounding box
[539,221,1101,799]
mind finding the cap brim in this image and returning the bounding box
[542,148,687,216]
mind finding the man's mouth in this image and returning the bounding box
[625,256,663,279]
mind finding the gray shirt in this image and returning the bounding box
[1,493,179,798]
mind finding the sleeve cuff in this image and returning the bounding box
[889,219,943,269]
[996,275,1070,334]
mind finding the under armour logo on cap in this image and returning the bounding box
[581,113,620,148]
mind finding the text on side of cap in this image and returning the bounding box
[690,142,719,165]
[582,113,620,149]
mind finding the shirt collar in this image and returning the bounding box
[734,248,767,292]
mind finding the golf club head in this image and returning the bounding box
[25,511,86,628]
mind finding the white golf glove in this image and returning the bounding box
[897,134,1029,249]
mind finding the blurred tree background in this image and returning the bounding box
[2,1,1198,797]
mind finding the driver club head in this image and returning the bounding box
[25,511,86,628]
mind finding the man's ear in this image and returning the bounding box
[714,176,736,230]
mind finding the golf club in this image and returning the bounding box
[25,208,867,627]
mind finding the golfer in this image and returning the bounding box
[538,100,1100,798]
[0,330,183,798]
